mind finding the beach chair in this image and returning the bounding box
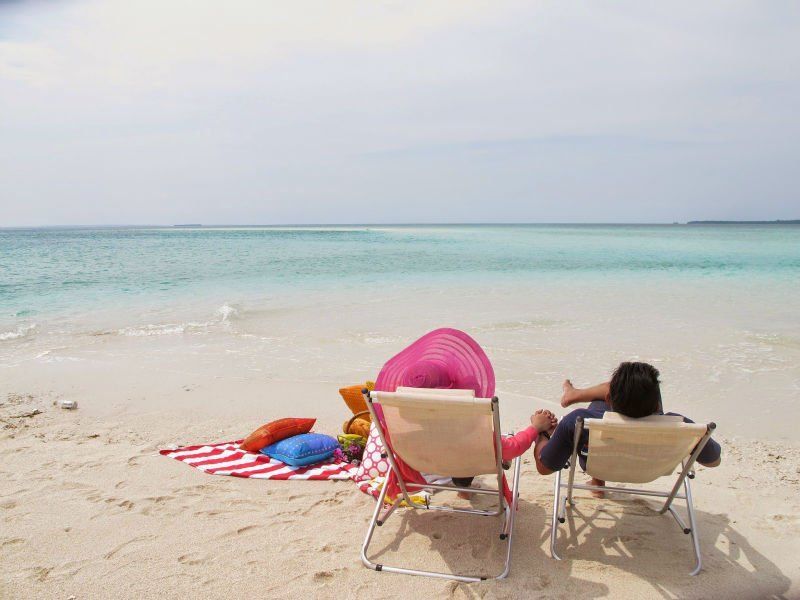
[549,412,716,575]
[360,387,522,582]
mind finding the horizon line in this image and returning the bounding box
[2,219,800,230]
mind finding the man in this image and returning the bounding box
[534,362,721,496]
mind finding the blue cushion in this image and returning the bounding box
[260,432,339,466]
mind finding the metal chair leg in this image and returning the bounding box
[684,476,703,576]
[497,457,522,579]
[361,478,515,581]
[361,481,390,570]
[550,470,563,560]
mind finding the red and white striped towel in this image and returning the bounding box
[160,441,359,481]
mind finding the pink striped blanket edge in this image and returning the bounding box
[159,440,360,481]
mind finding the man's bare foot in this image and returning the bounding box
[561,379,581,407]
[589,477,606,499]
[457,481,482,499]
[457,485,476,500]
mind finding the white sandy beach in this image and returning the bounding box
[2,285,799,599]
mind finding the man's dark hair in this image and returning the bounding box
[609,362,661,418]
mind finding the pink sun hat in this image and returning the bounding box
[374,328,496,397]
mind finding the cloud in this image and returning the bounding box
[0,0,798,225]
[1,0,498,90]
[0,40,59,85]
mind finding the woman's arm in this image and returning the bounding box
[501,426,538,461]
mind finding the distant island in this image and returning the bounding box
[172,224,202,228]
[687,219,800,225]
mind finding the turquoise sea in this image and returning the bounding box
[2,224,799,438]
[2,224,799,325]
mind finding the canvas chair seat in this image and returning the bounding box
[550,413,716,576]
[377,389,497,477]
[360,388,522,582]
[585,413,707,484]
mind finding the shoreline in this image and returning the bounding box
[3,274,799,440]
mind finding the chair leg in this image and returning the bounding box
[683,476,703,576]
[497,457,522,579]
[550,469,563,560]
[548,468,704,575]
[361,480,390,571]
[361,476,512,582]
[377,498,399,526]
[501,457,521,537]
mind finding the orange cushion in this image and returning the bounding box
[240,418,316,452]
[339,381,374,416]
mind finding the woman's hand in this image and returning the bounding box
[531,409,558,433]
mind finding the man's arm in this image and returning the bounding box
[697,440,722,467]
[689,424,722,468]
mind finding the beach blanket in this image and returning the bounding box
[160,440,359,480]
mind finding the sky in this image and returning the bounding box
[0,0,798,225]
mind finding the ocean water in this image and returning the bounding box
[2,224,799,437]
[2,224,799,323]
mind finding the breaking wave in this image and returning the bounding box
[99,303,239,337]
[0,323,37,342]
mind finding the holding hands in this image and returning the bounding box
[531,409,558,435]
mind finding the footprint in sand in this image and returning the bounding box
[177,551,210,566]
[60,559,91,578]
[103,535,156,559]
[138,495,177,516]
[227,497,267,507]
[235,524,259,535]
[528,574,551,590]
[0,499,18,510]
[470,543,490,559]
[756,513,800,532]
[312,570,341,583]
[29,566,53,582]
[60,481,95,492]
[300,496,344,516]
[217,524,260,539]
[194,508,229,517]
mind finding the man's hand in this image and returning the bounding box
[531,409,558,433]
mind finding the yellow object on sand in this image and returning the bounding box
[344,417,371,437]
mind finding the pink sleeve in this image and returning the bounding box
[500,426,538,461]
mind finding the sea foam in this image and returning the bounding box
[216,303,238,322]
[106,303,239,337]
[0,323,37,341]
